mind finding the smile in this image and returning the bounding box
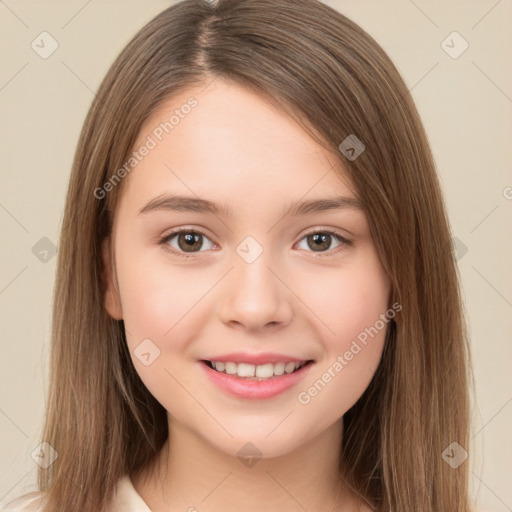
[199,359,315,399]
[204,360,310,380]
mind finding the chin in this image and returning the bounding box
[205,426,310,462]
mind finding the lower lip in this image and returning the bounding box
[199,360,314,399]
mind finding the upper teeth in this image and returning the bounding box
[210,361,306,379]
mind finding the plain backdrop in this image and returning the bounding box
[0,1,511,510]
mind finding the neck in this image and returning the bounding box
[131,416,360,512]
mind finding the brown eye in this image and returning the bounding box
[296,229,350,256]
[307,233,333,251]
[160,229,215,257]
[176,232,203,252]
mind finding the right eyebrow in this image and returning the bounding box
[138,194,234,217]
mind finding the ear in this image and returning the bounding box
[102,238,123,320]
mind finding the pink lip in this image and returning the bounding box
[202,352,310,365]
[199,360,315,400]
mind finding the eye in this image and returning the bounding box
[159,228,216,258]
[159,227,352,258]
[296,229,351,256]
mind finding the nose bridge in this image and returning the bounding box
[218,237,292,330]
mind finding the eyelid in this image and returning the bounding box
[159,225,215,243]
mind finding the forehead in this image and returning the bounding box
[121,79,357,213]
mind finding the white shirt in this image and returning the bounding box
[0,474,151,512]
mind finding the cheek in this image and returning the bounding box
[114,249,207,411]
[303,255,391,351]
[295,254,391,415]
[116,244,205,344]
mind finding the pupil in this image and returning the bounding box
[310,233,330,251]
[179,232,202,252]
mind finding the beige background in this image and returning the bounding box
[1,0,511,510]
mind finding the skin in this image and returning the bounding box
[103,77,390,512]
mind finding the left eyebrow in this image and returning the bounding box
[283,196,364,216]
[138,193,364,218]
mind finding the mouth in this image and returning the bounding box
[200,359,315,381]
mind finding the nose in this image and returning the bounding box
[218,249,293,332]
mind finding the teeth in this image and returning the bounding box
[225,362,237,375]
[284,362,296,374]
[255,363,274,378]
[273,362,285,376]
[209,360,308,379]
[238,363,255,377]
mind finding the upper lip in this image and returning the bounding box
[201,352,314,365]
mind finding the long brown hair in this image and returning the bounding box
[34,0,474,510]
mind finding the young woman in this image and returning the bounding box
[2,0,476,510]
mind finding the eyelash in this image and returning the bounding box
[158,227,352,259]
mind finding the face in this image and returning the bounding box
[103,78,392,459]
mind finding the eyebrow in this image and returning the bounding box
[138,193,364,218]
